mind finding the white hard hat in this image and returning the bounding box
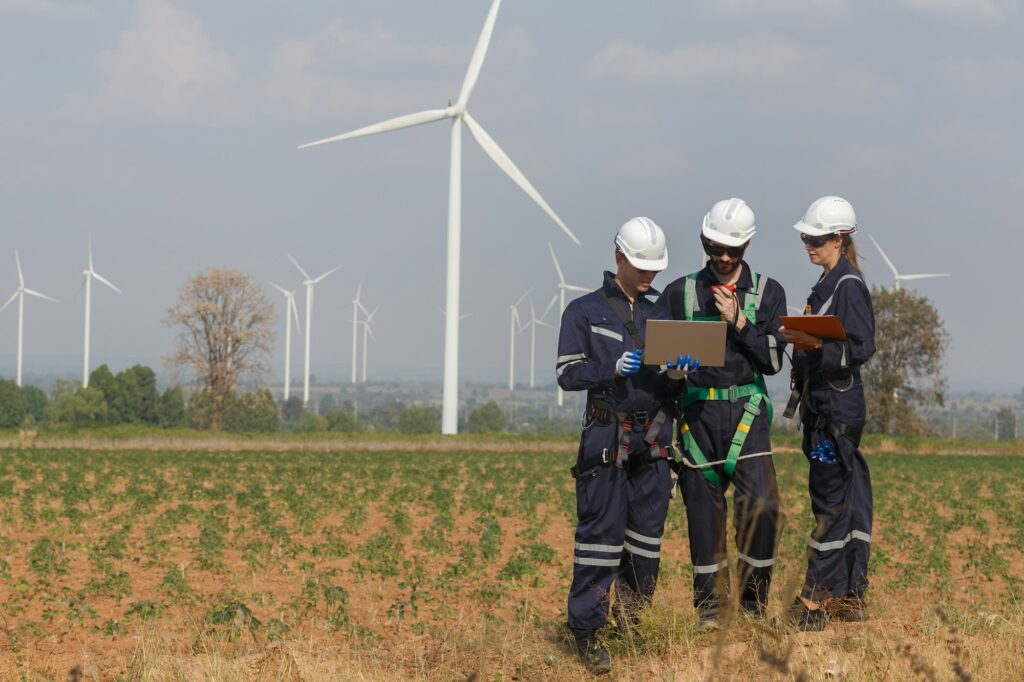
[794,196,858,237]
[702,198,756,247]
[615,217,668,272]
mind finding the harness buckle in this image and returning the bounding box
[600,448,611,465]
[744,401,761,417]
[728,385,740,402]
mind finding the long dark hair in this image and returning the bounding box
[841,234,863,275]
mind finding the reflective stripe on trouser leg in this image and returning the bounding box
[617,459,673,612]
[568,458,627,630]
[730,415,780,611]
[801,425,873,602]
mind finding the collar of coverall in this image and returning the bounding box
[701,260,753,290]
[602,270,661,302]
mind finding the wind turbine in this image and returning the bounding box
[549,243,589,406]
[523,294,558,389]
[289,256,341,405]
[297,0,580,434]
[1,252,58,387]
[81,241,122,388]
[270,283,301,400]
[352,283,367,385]
[508,290,530,391]
[361,307,378,383]
[868,234,950,290]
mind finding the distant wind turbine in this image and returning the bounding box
[1,252,58,386]
[869,234,950,290]
[524,295,558,389]
[297,0,580,434]
[81,240,121,388]
[289,256,341,405]
[352,283,367,385]
[270,283,301,400]
[361,307,378,383]
[508,290,530,391]
[549,243,589,406]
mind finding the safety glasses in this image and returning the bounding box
[800,233,836,248]
[701,236,746,258]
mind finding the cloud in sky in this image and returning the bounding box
[94,0,237,121]
[586,34,813,86]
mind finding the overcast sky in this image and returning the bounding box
[0,0,1020,392]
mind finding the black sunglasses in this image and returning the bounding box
[701,236,746,258]
[800,233,837,248]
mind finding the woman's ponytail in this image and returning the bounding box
[842,235,863,276]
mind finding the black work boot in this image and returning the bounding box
[827,595,869,622]
[571,628,611,675]
[787,597,826,632]
[696,605,720,631]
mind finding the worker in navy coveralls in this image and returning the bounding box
[659,198,787,626]
[556,217,698,673]
[781,196,876,631]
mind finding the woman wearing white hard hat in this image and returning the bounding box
[779,196,876,631]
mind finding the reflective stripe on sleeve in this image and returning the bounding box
[807,530,871,552]
[556,360,585,377]
[624,542,660,559]
[768,335,780,373]
[558,353,587,364]
[590,326,624,342]
[737,552,776,568]
[625,529,661,546]
[693,560,728,574]
[574,542,623,554]
[574,556,620,567]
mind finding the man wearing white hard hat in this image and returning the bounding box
[780,196,876,631]
[659,198,788,628]
[556,217,697,673]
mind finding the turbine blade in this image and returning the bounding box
[269,281,290,296]
[288,255,312,281]
[91,271,122,294]
[899,273,951,280]
[15,251,23,287]
[366,307,378,324]
[354,280,363,304]
[540,293,558,320]
[529,296,536,320]
[513,288,532,307]
[0,291,18,313]
[88,239,94,271]
[535,319,553,329]
[311,264,341,284]
[356,300,370,317]
[868,234,899,279]
[290,297,302,335]
[565,284,590,293]
[298,109,450,149]
[24,288,58,303]
[457,0,502,107]
[463,113,580,245]
[548,242,566,284]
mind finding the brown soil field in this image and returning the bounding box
[0,448,1021,681]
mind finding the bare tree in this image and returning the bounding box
[164,268,276,430]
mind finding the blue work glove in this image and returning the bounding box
[615,348,644,377]
[810,438,837,464]
[664,354,700,380]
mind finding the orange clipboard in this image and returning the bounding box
[780,315,847,350]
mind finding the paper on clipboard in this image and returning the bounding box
[780,315,846,350]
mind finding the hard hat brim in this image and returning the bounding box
[622,250,668,272]
[702,220,755,247]
[793,220,832,237]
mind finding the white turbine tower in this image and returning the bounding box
[1,252,58,387]
[352,283,367,385]
[361,307,378,383]
[868,234,950,290]
[523,295,558,389]
[289,256,341,405]
[81,241,122,388]
[297,0,580,434]
[508,290,530,391]
[270,283,301,400]
[549,243,589,406]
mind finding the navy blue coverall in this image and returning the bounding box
[660,263,787,614]
[791,255,875,602]
[557,271,677,632]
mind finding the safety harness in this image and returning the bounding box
[677,271,772,487]
[568,289,672,477]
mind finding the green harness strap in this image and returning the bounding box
[678,270,771,487]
